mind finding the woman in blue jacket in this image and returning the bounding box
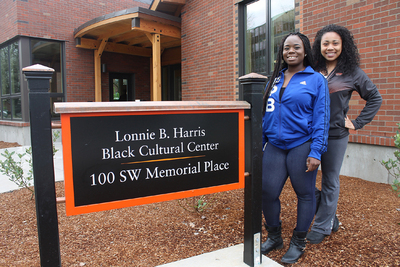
[261,32,330,264]
[307,24,382,244]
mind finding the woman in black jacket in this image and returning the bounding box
[307,24,382,244]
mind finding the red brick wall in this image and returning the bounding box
[181,0,238,101]
[1,0,150,102]
[0,1,18,42]
[300,0,400,147]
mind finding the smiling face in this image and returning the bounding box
[321,31,342,63]
[282,35,305,68]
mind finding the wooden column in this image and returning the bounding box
[94,50,101,102]
[146,33,162,101]
[94,39,108,102]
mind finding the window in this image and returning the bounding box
[245,0,267,75]
[0,38,65,121]
[241,0,295,76]
[0,41,21,120]
[31,39,65,118]
[270,0,295,70]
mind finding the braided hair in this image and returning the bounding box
[312,24,360,75]
[262,32,314,114]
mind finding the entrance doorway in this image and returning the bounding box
[109,73,134,101]
[162,64,181,101]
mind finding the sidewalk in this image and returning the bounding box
[157,243,282,267]
[0,142,64,194]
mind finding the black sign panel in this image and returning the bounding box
[69,112,239,207]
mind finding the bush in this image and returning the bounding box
[0,131,60,199]
[0,148,34,199]
[381,123,400,197]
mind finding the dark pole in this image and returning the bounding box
[240,73,267,266]
[23,64,61,267]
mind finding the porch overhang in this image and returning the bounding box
[73,7,181,102]
[150,0,186,16]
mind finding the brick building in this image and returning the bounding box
[0,0,398,183]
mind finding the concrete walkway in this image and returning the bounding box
[157,243,282,267]
[0,143,282,267]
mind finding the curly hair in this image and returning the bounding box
[262,32,314,114]
[312,24,360,75]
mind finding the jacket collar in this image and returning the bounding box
[280,65,315,75]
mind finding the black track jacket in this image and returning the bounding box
[326,66,382,139]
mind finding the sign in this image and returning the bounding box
[59,105,246,216]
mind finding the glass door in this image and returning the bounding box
[109,73,134,101]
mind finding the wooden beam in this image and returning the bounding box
[149,57,153,100]
[94,50,102,102]
[160,38,181,49]
[77,38,152,57]
[137,12,181,28]
[111,30,143,43]
[145,32,153,43]
[93,39,108,102]
[76,38,101,49]
[106,42,152,57]
[174,6,183,17]
[162,0,186,4]
[147,33,162,101]
[127,35,151,46]
[132,18,181,39]
[98,38,108,56]
[74,13,139,38]
[150,0,161,11]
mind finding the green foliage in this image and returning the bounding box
[177,194,221,213]
[0,148,34,199]
[0,131,60,199]
[381,123,400,197]
[52,130,60,156]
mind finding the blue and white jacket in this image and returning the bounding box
[262,66,330,161]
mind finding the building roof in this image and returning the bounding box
[74,7,181,57]
[150,0,185,16]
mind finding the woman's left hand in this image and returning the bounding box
[345,116,355,130]
[306,157,321,172]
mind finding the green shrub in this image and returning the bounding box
[0,131,60,199]
[0,148,34,198]
[381,123,400,197]
[177,193,221,213]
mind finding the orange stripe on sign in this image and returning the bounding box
[122,155,206,165]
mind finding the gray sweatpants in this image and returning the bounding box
[311,135,348,235]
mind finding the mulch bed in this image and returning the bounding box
[0,141,399,266]
[0,173,399,266]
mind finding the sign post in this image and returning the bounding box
[240,73,267,267]
[23,64,61,267]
